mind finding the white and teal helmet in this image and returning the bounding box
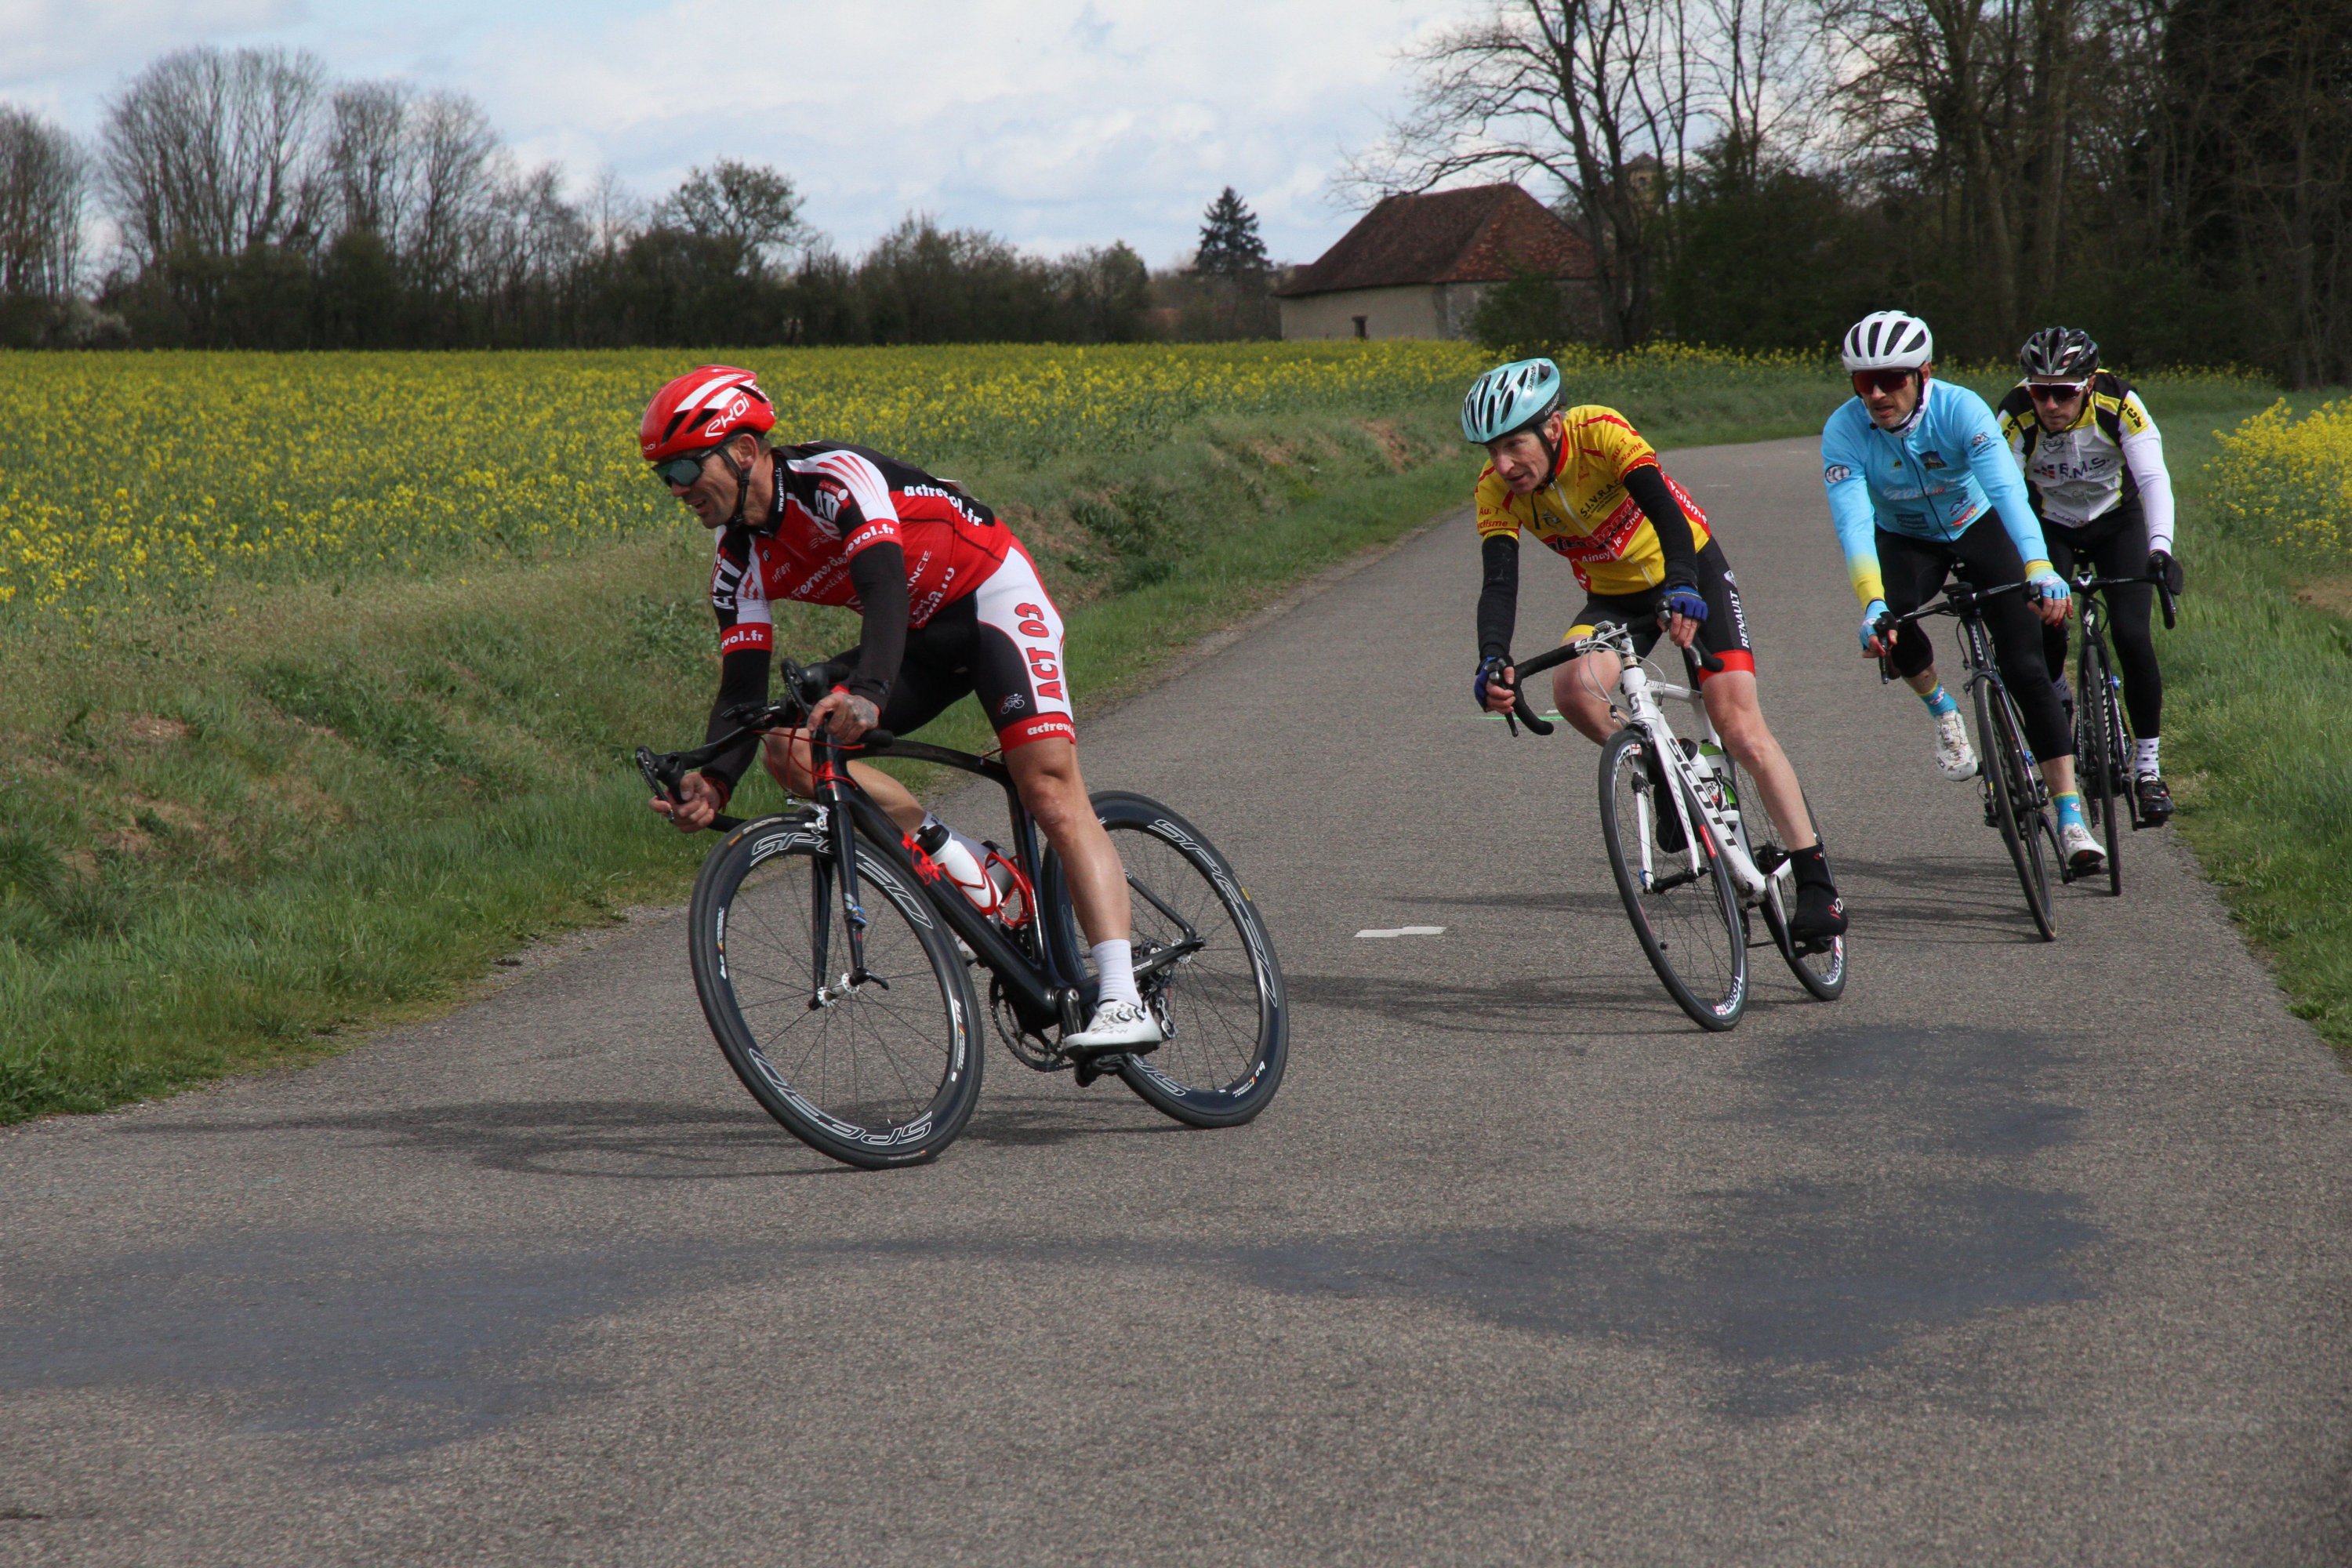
[1461,358,1563,445]
[1840,310,1934,372]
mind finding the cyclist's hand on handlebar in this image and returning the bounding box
[1859,597,1891,658]
[2148,547,2185,595]
[1658,583,1708,649]
[1475,656,1519,714]
[804,686,881,744]
[652,771,729,833]
[2026,564,2073,626]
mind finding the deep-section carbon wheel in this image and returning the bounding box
[1599,727,1747,1030]
[1976,681,2056,940]
[688,815,982,1168]
[1760,875,1847,1000]
[2082,639,2128,895]
[1043,792,1287,1128]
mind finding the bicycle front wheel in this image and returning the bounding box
[2081,637,2127,895]
[1043,793,1287,1128]
[1599,728,1747,1030]
[1976,681,2056,941]
[688,815,983,1168]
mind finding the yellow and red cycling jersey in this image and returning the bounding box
[1473,405,1711,596]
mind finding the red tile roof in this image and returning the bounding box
[1276,184,1595,298]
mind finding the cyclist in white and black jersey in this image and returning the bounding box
[1994,327,2182,825]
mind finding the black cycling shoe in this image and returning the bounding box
[2135,774,2174,826]
[1790,882,1848,945]
[1642,746,1687,853]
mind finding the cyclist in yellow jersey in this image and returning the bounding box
[1464,358,1846,943]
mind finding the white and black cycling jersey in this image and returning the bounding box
[1994,372,2178,553]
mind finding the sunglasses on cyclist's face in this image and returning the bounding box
[1851,368,1917,397]
[2027,381,2088,405]
[651,448,719,488]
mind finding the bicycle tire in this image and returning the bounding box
[1976,680,2056,940]
[1599,727,1747,1030]
[688,814,984,1168]
[1717,756,1846,1001]
[1041,792,1287,1129]
[2078,633,2125,895]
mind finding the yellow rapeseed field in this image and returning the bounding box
[0,343,1490,618]
[2209,398,2352,564]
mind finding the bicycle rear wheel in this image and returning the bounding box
[1599,727,1748,1030]
[1042,793,1287,1128]
[1975,680,2056,941]
[1719,756,1846,1001]
[2077,633,2125,895]
[688,815,983,1168]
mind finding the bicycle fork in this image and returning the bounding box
[810,739,887,1002]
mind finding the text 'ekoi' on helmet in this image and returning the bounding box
[640,365,778,462]
[1461,358,1563,445]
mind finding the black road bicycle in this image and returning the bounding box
[637,659,1287,1169]
[2066,567,2180,897]
[1877,579,2064,940]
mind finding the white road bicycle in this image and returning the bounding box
[1501,622,1846,1030]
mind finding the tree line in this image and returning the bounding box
[1363,0,2352,383]
[0,45,1259,350]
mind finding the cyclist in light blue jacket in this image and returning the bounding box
[1822,310,2103,873]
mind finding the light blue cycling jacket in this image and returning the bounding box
[1820,378,2051,606]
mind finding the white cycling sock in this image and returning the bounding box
[1091,939,1140,1008]
[2136,737,2161,778]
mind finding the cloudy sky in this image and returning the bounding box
[1,0,1489,265]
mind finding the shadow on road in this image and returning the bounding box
[120,1101,850,1181]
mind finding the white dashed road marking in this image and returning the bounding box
[1355,926,1446,939]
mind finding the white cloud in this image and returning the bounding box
[4,0,1487,263]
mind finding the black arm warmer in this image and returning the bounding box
[844,543,909,706]
[700,647,771,791]
[1476,534,1520,662]
[1623,465,1700,586]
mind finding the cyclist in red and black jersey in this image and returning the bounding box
[641,366,1159,1054]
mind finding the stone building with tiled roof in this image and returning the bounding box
[1274,183,1598,341]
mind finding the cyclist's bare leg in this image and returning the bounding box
[1898,666,1940,699]
[763,730,925,833]
[1548,649,1627,744]
[1005,738,1131,943]
[1698,670,1817,846]
[2040,755,2078,798]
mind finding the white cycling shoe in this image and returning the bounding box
[2060,820,2106,871]
[1063,998,1163,1058]
[1933,710,1978,782]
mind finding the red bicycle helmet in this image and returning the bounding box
[639,365,777,462]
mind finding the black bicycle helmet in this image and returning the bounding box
[2020,326,2099,381]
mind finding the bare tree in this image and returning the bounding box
[99,45,326,266]
[327,81,412,245]
[583,165,644,260]
[1348,0,1700,347]
[0,107,85,299]
[403,92,501,300]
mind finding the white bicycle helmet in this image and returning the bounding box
[1841,310,1934,372]
[1461,358,1563,444]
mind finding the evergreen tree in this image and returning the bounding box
[1194,187,1268,277]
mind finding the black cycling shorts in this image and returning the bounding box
[1565,540,1755,682]
[833,543,1076,752]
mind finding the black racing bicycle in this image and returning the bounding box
[1877,579,2062,940]
[2066,567,2180,896]
[637,658,1287,1169]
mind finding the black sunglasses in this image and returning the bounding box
[1851,368,1918,397]
[2027,381,2088,404]
[651,447,720,488]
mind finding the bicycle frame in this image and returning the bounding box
[1517,624,1777,903]
[640,673,1203,1044]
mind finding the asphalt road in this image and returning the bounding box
[7,436,2351,1566]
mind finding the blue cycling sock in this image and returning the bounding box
[2053,789,2086,830]
[1919,683,1959,717]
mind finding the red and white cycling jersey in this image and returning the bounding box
[711,441,1014,653]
